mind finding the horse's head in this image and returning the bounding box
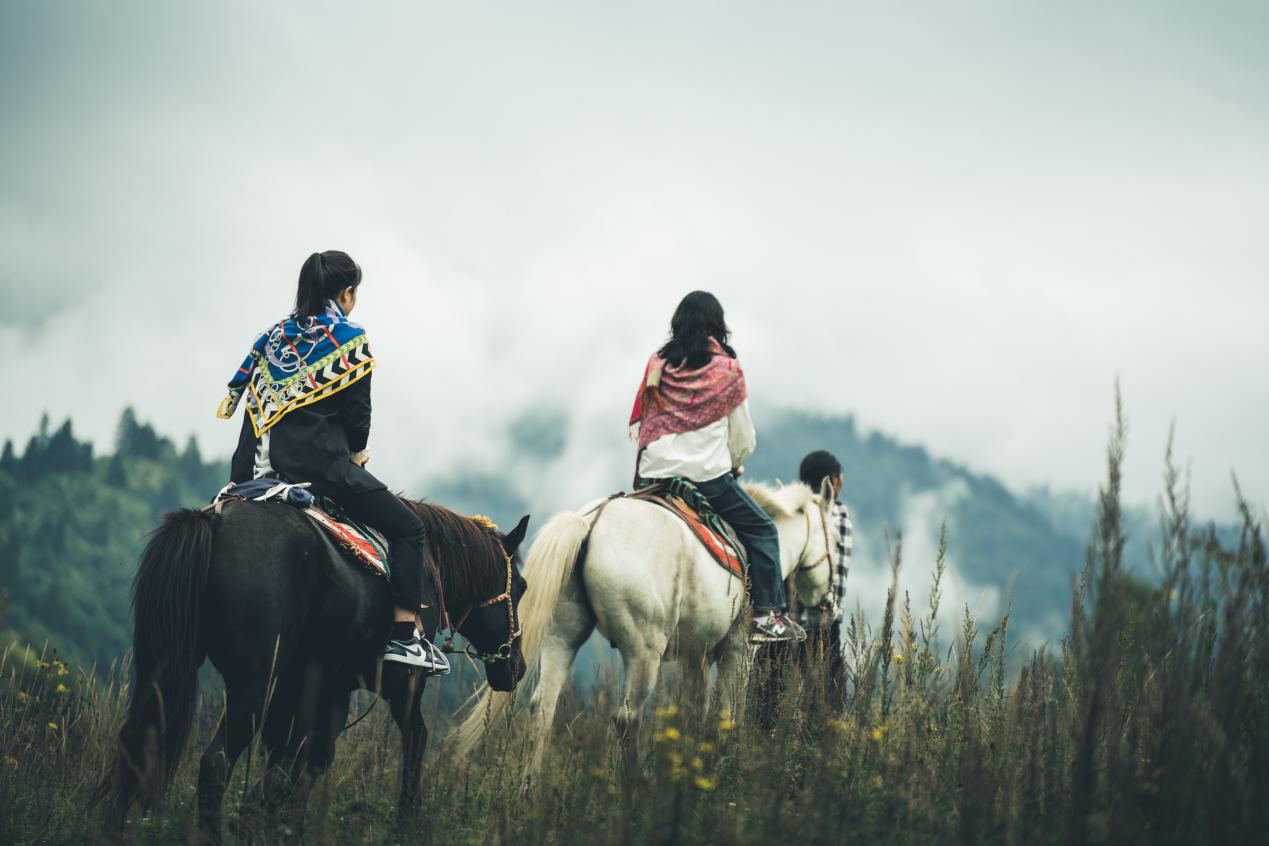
[458,514,530,692]
[791,479,840,618]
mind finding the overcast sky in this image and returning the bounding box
[1,0,1266,520]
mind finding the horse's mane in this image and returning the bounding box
[740,480,815,519]
[401,499,507,603]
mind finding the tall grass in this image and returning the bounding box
[1,406,1265,844]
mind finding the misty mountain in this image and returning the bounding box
[1,406,1170,671]
[425,407,1132,645]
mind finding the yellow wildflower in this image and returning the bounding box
[668,750,683,766]
[698,741,715,753]
[55,683,70,695]
[47,721,59,731]
[56,663,69,677]
[694,775,717,791]
[3,755,18,771]
[828,719,849,733]
[16,691,29,703]
[718,717,736,732]
[893,653,905,664]
[655,704,680,718]
[663,726,681,741]
[870,774,883,788]
[870,727,885,742]
[691,756,704,771]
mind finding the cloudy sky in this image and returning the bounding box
[2,0,1266,520]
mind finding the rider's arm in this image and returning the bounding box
[726,400,756,470]
[229,413,258,483]
[342,370,373,454]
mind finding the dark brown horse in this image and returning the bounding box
[101,498,529,843]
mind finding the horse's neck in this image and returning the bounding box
[774,509,829,607]
[775,512,809,581]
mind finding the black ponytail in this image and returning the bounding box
[293,250,361,318]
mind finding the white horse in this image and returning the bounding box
[455,479,838,775]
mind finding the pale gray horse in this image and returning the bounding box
[455,480,837,777]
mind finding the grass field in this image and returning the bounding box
[2,409,1265,845]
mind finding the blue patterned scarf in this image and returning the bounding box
[217,300,375,436]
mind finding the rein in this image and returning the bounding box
[799,505,833,573]
[434,538,521,665]
[796,503,836,615]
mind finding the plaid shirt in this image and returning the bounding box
[791,499,853,626]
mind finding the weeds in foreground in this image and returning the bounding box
[0,403,1265,844]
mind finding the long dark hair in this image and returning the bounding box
[294,251,362,318]
[658,291,736,369]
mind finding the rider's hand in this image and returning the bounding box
[732,465,745,478]
[351,450,370,467]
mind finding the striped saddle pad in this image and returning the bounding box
[304,504,390,578]
[630,479,748,580]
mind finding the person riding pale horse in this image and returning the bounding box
[630,290,806,643]
[219,250,447,673]
[457,292,837,777]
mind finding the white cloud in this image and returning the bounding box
[0,0,1265,521]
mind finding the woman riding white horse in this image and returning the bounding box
[630,290,805,643]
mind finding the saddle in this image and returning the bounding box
[628,477,748,579]
[210,479,391,578]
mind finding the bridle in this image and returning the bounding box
[438,543,522,664]
[798,502,834,573]
[796,500,837,614]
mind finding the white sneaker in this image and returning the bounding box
[383,634,451,674]
[750,611,806,643]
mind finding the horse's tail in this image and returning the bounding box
[102,508,215,814]
[454,509,593,753]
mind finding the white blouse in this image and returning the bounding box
[638,400,757,484]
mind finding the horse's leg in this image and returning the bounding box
[679,654,710,726]
[196,682,266,846]
[713,625,749,723]
[525,589,595,784]
[615,646,662,782]
[235,665,308,841]
[284,682,349,839]
[387,672,427,821]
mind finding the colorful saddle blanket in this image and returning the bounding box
[630,477,748,580]
[211,480,390,578]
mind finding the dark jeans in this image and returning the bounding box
[695,473,786,613]
[339,488,434,614]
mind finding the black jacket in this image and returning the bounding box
[230,371,386,498]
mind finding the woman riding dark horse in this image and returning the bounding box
[219,251,447,672]
[100,251,531,843]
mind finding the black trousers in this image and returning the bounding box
[339,488,434,613]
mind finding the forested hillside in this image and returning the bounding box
[0,412,226,669]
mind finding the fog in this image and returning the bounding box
[2,1,1266,520]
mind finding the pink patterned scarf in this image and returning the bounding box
[629,337,748,450]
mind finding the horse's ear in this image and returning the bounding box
[818,478,834,509]
[503,514,531,554]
